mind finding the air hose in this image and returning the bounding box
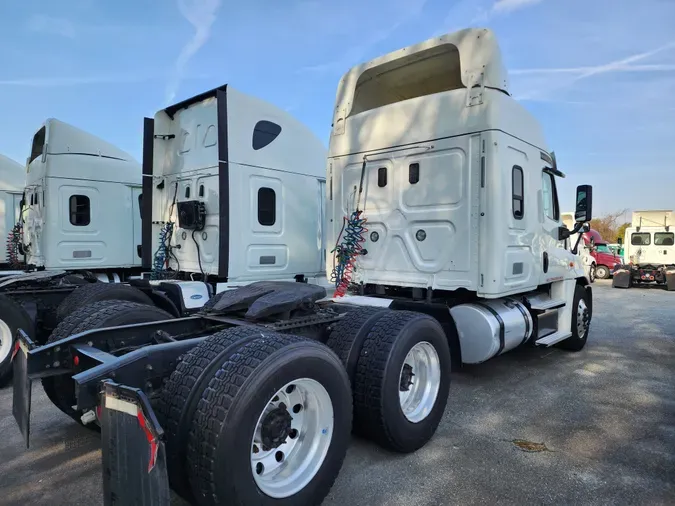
[331,210,368,297]
[151,222,174,280]
[331,159,369,298]
[6,222,23,268]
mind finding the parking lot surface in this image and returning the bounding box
[1,280,673,505]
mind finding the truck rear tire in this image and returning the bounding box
[595,265,610,279]
[0,295,34,387]
[353,311,451,453]
[186,334,352,506]
[157,326,276,500]
[55,282,154,321]
[42,302,173,424]
[326,306,388,384]
[557,285,591,351]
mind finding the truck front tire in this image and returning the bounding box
[186,334,352,506]
[595,265,610,279]
[558,285,591,351]
[353,311,451,453]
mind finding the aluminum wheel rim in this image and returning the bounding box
[0,319,13,364]
[576,299,589,338]
[251,378,334,498]
[399,341,441,423]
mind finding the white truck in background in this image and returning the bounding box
[12,29,595,506]
[1,102,328,385]
[0,154,24,270]
[0,119,145,383]
[613,210,675,290]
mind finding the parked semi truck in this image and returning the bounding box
[613,210,675,290]
[0,154,24,270]
[0,119,148,383]
[0,106,327,386]
[12,29,594,506]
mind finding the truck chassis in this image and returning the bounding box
[12,279,591,505]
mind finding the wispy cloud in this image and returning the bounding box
[492,0,543,14]
[297,0,429,76]
[26,14,77,38]
[0,72,210,88]
[515,41,675,100]
[165,0,221,105]
[512,63,675,75]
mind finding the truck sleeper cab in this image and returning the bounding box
[0,154,25,269]
[11,28,594,506]
[613,210,675,290]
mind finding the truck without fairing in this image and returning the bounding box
[613,210,675,290]
[11,29,595,506]
[0,154,24,269]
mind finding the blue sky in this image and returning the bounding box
[1,0,674,217]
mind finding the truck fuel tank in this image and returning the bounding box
[449,298,533,364]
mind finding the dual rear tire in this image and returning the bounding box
[160,307,452,505]
[327,308,452,453]
[158,328,352,506]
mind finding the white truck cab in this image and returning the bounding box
[144,85,327,286]
[8,29,599,506]
[23,119,143,272]
[0,154,25,267]
[614,210,675,290]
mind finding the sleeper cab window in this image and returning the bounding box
[69,195,91,226]
[631,232,650,246]
[258,187,276,226]
[512,165,524,219]
[252,120,282,150]
[654,232,674,246]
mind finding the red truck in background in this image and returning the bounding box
[583,229,622,279]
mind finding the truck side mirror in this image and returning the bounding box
[574,185,592,222]
[617,237,623,245]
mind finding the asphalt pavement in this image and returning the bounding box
[1,280,673,505]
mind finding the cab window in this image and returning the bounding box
[631,233,650,246]
[541,171,559,221]
[654,232,674,246]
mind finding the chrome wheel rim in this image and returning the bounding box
[399,341,441,423]
[576,299,590,338]
[251,378,333,498]
[0,319,13,364]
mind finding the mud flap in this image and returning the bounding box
[12,337,32,448]
[666,270,675,291]
[100,381,170,506]
[612,267,632,288]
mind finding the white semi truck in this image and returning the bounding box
[12,29,594,506]
[0,119,148,384]
[613,210,675,290]
[0,154,24,270]
[0,107,327,386]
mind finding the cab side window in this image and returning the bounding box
[541,171,559,221]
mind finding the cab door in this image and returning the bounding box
[538,170,569,283]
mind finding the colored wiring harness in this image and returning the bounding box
[151,221,174,279]
[5,222,23,268]
[331,210,367,297]
[331,159,369,298]
[151,182,179,280]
